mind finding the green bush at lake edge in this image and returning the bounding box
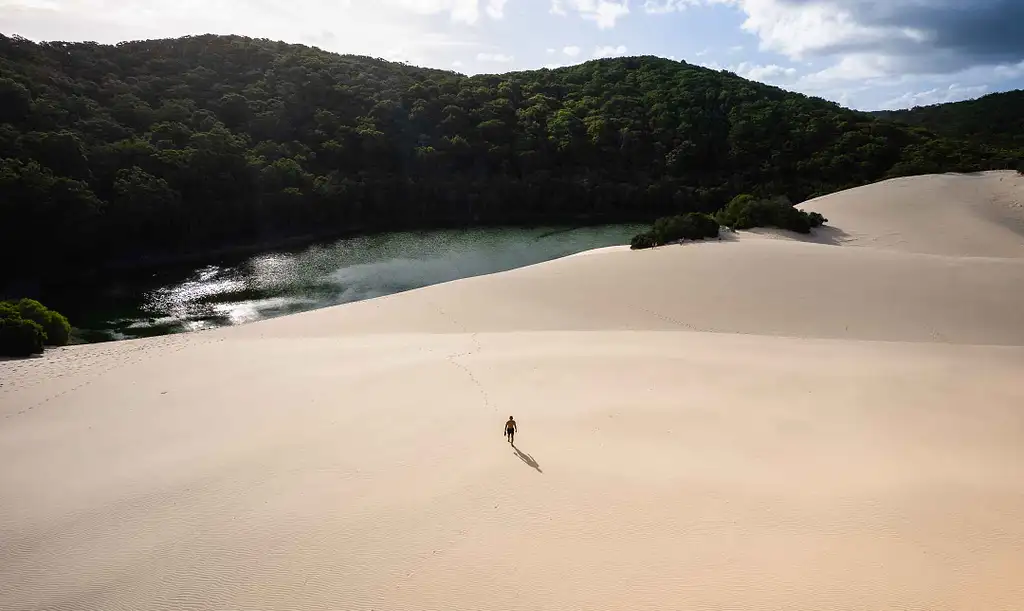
[0,298,71,356]
[631,213,721,249]
[631,195,828,250]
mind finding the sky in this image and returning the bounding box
[2,0,1023,110]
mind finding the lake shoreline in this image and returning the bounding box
[5,214,659,299]
[25,224,650,344]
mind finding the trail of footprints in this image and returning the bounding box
[446,332,493,412]
[430,301,496,415]
[0,333,224,419]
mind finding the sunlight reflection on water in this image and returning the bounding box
[74,225,644,341]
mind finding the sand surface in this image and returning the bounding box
[2,171,1024,610]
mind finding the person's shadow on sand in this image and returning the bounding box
[513,445,542,473]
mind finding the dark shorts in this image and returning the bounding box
[506,428,514,435]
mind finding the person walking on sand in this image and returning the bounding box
[504,416,517,445]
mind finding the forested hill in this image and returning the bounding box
[1,34,1021,283]
[869,90,1024,151]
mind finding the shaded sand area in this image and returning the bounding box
[2,171,1024,610]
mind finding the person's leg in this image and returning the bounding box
[510,430,514,445]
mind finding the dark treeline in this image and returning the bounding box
[870,90,1024,152]
[2,33,1022,284]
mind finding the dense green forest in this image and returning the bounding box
[2,33,1022,285]
[870,90,1024,151]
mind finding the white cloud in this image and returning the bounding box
[993,60,1024,79]
[485,0,508,19]
[593,44,628,58]
[880,83,989,110]
[728,45,743,54]
[0,0,485,63]
[801,54,893,83]
[734,61,797,83]
[546,48,556,54]
[643,0,699,13]
[690,58,797,83]
[550,0,629,29]
[477,51,515,62]
[705,0,1024,78]
[705,0,894,61]
[386,0,483,24]
[695,48,709,57]
[563,45,581,57]
[452,59,465,68]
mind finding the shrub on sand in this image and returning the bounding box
[630,212,720,250]
[10,298,71,346]
[0,316,45,357]
[0,298,72,355]
[715,194,827,234]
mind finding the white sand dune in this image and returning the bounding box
[2,171,1023,611]
[797,171,1024,257]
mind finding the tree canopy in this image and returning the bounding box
[1,33,1021,285]
[870,90,1024,152]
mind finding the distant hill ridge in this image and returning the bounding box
[869,89,1024,151]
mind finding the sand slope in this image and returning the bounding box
[798,171,1024,257]
[238,235,1024,344]
[2,171,1023,611]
